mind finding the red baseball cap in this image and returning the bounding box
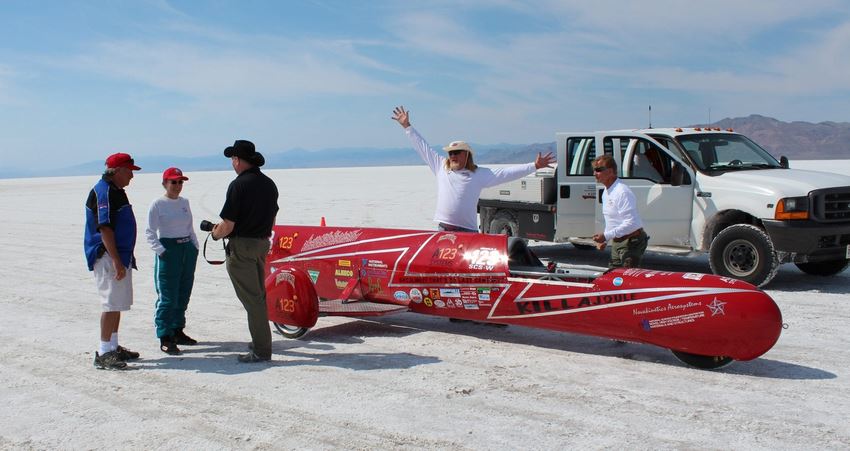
[162,167,189,181]
[105,153,141,170]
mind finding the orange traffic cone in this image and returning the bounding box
[320,216,326,226]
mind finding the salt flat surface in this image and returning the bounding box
[1,162,849,449]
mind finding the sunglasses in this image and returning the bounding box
[168,180,184,185]
[593,166,609,172]
[447,150,466,156]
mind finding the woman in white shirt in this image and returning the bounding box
[146,167,199,355]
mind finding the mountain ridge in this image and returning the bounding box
[4,114,848,179]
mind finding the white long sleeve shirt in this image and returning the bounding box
[405,126,537,231]
[601,178,644,241]
[145,196,199,256]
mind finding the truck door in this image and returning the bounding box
[553,134,598,241]
[612,135,694,248]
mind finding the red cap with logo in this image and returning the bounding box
[162,167,189,181]
[105,153,141,170]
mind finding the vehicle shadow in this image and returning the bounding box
[353,313,835,380]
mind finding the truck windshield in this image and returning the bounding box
[675,134,782,171]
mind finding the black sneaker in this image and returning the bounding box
[173,330,198,346]
[115,345,140,361]
[160,337,182,355]
[94,351,128,370]
[237,352,270,363]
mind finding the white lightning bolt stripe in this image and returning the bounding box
[507,276,594,289]
[509,285,757,303]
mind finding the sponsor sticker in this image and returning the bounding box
[334,268,354,277]
[682,272,704,281]
[613,277,623,287]
[307,270,319,284]
[440,288,461,298]
[337,259,351,267]
[394,291,410,302]
[423,297,433,307]
[642,311,705,329]
[463,303,480,310]
[409,288,423,303]
[434,299,446,308]
[362,258,388,269]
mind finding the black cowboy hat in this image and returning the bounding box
[224,140,265,167]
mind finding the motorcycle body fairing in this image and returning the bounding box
[265,225,782,362]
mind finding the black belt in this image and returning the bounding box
[439,222,477,233]
[613,228,643,242]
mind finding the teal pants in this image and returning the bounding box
[154,238,198,338]
[226,236,272,360]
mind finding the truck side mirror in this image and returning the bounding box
[780,156,789,168]
[671,162,691,186]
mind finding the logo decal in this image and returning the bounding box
[302,229,362,251]
[307,270,319,284]
[707,298,727,316]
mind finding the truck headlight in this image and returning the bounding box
[775,196,809,220]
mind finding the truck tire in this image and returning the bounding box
[489,211,519,236]
[709,224,780,287]
[794,259,850,277]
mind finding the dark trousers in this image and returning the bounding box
[609,230,649,268]
[154,238,198,338]
[226,236,272,359]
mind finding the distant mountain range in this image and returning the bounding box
[3,115,848,179]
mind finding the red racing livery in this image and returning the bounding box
[263,225,783,369]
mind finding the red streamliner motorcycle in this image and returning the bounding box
[262,225,783,369]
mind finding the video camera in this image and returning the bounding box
[200,220,215,232]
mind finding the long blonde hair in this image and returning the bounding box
[444,152,478,172]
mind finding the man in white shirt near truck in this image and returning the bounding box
[392,105,555,232]
[591,154,648,268]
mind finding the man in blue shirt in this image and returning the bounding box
[85,153,142,370]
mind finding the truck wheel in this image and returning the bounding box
[489,211,519,236]
[794,259,850,277]
[709,224,780,287]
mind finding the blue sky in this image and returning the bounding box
[1,0,849,170]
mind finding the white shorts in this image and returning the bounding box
[93,255,133,312]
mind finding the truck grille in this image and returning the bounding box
[811,187,850,222]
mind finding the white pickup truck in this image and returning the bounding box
[478,127,850,286]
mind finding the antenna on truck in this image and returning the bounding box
[648,104,652,129]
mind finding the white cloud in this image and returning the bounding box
[68,37,402,107]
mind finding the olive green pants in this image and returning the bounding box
[226,236,272,359]
[609,230,649,269]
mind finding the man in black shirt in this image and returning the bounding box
[212,140,279,362]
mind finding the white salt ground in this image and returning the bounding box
[1,161,849,449]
